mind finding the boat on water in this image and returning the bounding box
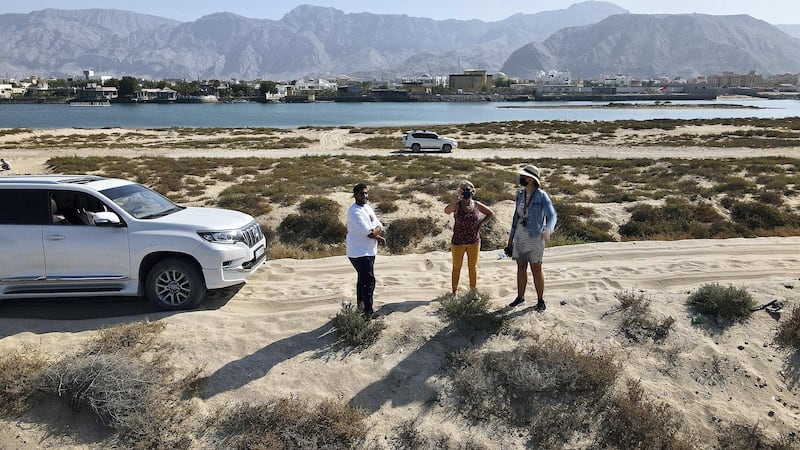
[68,100,111,107]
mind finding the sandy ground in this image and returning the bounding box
[1,127,800,447]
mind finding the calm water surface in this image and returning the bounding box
[0,99,798,129]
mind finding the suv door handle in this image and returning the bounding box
[45,235,65,240]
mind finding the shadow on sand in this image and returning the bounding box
[0,284,242,338]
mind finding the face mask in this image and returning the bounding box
[519,177,528,186]
[462,191,473,199]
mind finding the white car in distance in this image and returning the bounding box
[402,130,458,153]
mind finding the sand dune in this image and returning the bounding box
[2,237,798,447]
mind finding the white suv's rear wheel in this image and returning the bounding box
[145,257,206,310]
[411,143,421,152]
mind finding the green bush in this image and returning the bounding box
[555,203,614,243]
[730,201,794,231]
[687,283,755,322]
[297,196,340,215]
[331,303,386,348]
[437,290,501,329]
[385,216,441,253]
[619,198,729,239]
[277,213,346,245]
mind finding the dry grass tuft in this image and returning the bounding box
[38,320,197,448]
[0,346,48,416]
[777,306,800,349]
[613,290,675,343]
[211,397,370,449]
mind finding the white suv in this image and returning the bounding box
[402,130,458,153]
[0,175,266,310]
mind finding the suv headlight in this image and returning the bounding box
[198,230,240,244]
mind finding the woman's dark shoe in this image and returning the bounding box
[535,299,546,311]
[508,297,525,307]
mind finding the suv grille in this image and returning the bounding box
[241,222,263,248]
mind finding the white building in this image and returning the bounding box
[0,84,12,99]
[536,70,572,85]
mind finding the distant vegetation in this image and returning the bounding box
[45,151,800,259]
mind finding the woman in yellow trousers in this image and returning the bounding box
[444,180,495,295]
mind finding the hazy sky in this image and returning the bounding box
[3,1,799,25]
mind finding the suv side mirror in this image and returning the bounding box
[93,211,123,226]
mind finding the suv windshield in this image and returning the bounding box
[102,183,184,219]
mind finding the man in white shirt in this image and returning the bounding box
[346,183,385,320]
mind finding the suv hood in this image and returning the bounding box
[154,206,255,230]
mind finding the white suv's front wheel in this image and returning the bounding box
[145,257,206,310]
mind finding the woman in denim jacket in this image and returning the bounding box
[507,165,557,311]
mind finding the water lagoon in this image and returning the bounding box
[0,99,798,129]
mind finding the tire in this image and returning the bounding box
[411,143,421,152]
[145,257,206,310]
[442,144,452,153]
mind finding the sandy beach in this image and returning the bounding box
[1,125,799,448]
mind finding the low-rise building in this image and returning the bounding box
[134,88,177,102]
[449,69,493,92]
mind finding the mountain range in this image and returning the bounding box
[0,2,799,81]
[502,14,800,79]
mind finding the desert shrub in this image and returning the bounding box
[436,290,504,331]
[214,398,369,449]
[297,196,340,215]
[614,290,675,343]
[730,201,795,231]
[600,379,693,450]
[777,307,800,349]
[331,303,386,348]
[385,216,441,253]
[555,203,614,243]
[756,190,785,206]
[376,199,399,213]
[217,192,273,217]
[478,218,508,251]
[85,320,166,356]
[687,283,755,322]
[620,198,730,239]
[390,418,487,450]
[267,243,345,260]
[0,346,47,416]
[40,321,194,447]
[446,339,618,426]
[717,421,798,450]
[277,213,347,245]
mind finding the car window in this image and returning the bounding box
[102,183,183,219]
[50,191,111,225]
[0,189,49,225]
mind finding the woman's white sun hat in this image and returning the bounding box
[517,165,541,186]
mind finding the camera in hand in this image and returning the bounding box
[503,246,513,257]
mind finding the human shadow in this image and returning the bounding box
[348,308,505,413]
[0,284,241,338]
[201,299,434,399]
[200,320,338,399]
[783,349,800,391]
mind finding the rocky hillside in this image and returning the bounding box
[0,2,627,80]
[502,14,800,79]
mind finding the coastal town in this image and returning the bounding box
[2,67,799,105]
